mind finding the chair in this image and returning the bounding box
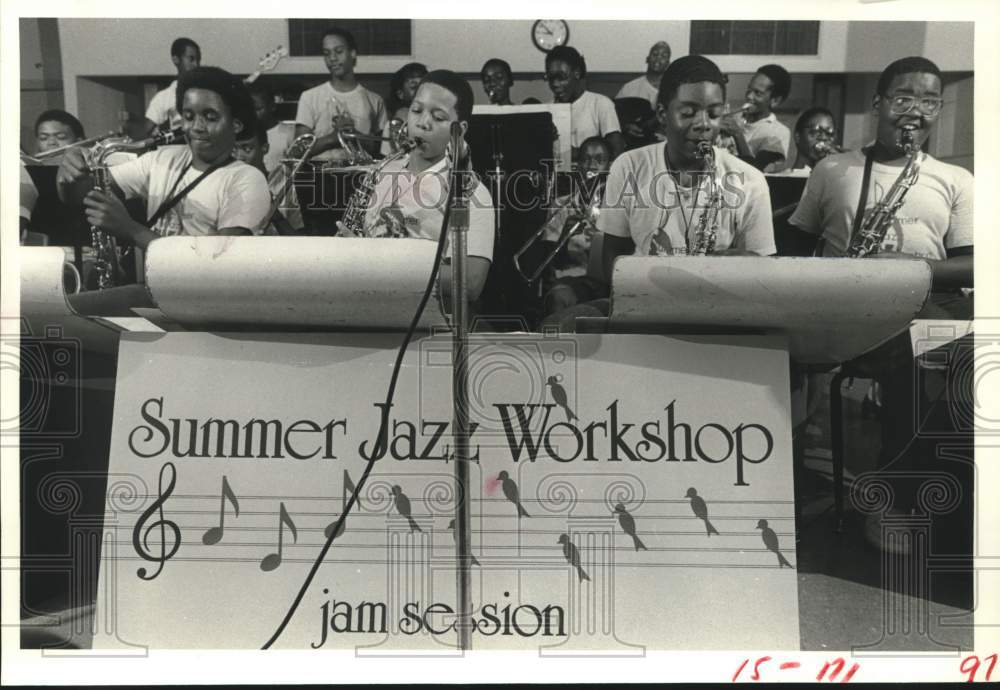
[614,97,657,150]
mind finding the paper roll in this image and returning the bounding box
[610,256,933,364]
[145,236,451,330]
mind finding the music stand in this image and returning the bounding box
[467,111,556,328]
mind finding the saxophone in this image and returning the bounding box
[846,125,922,258]
[85,130,177,289]
[651,141,722,256]
[340,135,420,236]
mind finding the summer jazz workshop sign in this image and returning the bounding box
[94,332,799,650]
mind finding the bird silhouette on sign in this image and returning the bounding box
[613,503,647,551]
[685,487,720,537]
[557,533,590,582]
[497,470,530,518]
[390,485,422,533]
[545,375,577,422]
[447,518,480,567]
[756,519,792,568]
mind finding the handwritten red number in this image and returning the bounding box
[752,656,772,681]
[732,657,771,682]
[732,658,749,682]
[961,656,980,683]
[817,658,859,683]
[962,654,997,683]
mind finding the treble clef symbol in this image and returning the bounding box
[132,461,181,581]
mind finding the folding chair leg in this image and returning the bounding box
[829,370,847,533]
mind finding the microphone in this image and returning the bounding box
[448,122,470,220]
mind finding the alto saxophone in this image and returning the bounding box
[340,133,420,237]
[85,130,177,289]
[650,141,722,256]
[846,125,922,258]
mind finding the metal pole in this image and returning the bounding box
[449,123,473,651]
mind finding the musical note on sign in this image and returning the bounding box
[202,476,240,545]
[324,470,358,541]
[260,503,298,572]
[132,462,181,581]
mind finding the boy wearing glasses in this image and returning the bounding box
[788,107,839,173]
[789,57,972,281]
[789,56,973,555]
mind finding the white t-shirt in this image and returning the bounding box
[145,80,182,131]
[716,112,792,174]
[558,90,621,149]
[789,148,974,260]
[616,76,659,109]
[295,81,388,161]
[263,121,298,176]
[598,142,776,256]
[360,155,495,261]
[110,146,270,237]
[744,113,791,173]
[20,162,38,221]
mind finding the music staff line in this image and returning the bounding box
[118,520,795,537]
[109,536,793,552]
[108,554,794,569]
[118,508,796,521]
[115,494,794,506]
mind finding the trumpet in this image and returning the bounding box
[514,170,607,283]
[337,127,413,166]
[266,133,316,228]
[21,131,118,165]
[813,140,845,158]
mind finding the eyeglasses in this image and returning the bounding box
[545,72,572,83]
[886,95,944,117]
[805,127,835,138]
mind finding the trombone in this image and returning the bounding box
[513,171,607,284]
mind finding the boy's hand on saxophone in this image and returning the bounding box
[335,220,361,237]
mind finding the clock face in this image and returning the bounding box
[532,19,569,52]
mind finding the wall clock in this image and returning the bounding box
[531,20,569,52]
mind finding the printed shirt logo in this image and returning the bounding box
[369,204,420,238]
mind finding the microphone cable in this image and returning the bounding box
[262,139,463,649]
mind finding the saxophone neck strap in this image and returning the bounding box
[849,146,877,242]
[147,157,231,228]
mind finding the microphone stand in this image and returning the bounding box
[490,124,504,241]
[448,122,474,651]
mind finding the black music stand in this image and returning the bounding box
[766,174,809,257]
[293,165,367,236]
[467,112,555,328]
